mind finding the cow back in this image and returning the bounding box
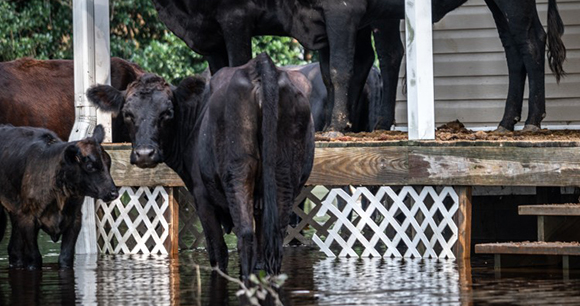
[0,57,143,141]
[0,59,75,141]
[0,125,63,211]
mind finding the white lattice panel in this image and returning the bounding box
[311,186,459,259]
[96,187,171,254]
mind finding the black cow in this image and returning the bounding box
[0,125,118,270]
[152,0,565,133]
[0,57,144,141]
[87,53,315,279]
[373,0,567,132]
[285,63,383,133]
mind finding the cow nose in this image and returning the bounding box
[131,145,161,168]
[135,146,156,159]
[109,188,119,200]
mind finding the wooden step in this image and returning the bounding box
[519,204,580,216]
[475,241,580,256]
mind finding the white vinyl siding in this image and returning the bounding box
[394,0,580,130]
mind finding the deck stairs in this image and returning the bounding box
[475,204,580,269]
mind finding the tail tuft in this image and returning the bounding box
[547,0,566,83]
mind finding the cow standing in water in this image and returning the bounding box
[87,53,315,279]
[0,57,144,141]
[0,125,118,270]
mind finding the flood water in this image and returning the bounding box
[1,233,580,305]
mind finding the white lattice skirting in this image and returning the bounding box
[96,187,171,254]
[311,186,459,259]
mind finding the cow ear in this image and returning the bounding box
[64,144,81,165]
[86,85,125,115]
[172,76,207,105]
[93,124,105,144]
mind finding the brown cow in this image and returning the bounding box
[0,57,144,141]
[0,125,118,270]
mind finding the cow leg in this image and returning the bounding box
[8,214,41,269]
[206,43,230,74]
[319,47,334,132]
[219,9,252,67]
[7,216,25,269]
[486,0,527,131]
[0,207,6,241]
[224,169,257,280]
[320,7,365,134]
[195,193,228,272]
[206,53,229,75]
[487,0,546,131]
[58,200,83,269]
[373,19,404,131]
[348,27,376,132]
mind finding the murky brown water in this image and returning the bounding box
[1,232,580,305]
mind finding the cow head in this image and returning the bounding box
[62,125,118,202]
[87,73,206,168]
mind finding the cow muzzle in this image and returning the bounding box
[101,187,119,202]
[131,144,162,168]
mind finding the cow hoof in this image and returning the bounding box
[522,124,541,132]
[9,263,24,269]
[59,265,74,271]
[494,126,511,133]
[321,131,344,138]
[26,264,41,271]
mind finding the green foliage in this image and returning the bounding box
[0,0,310,83]
[131,31,207,84]
[0,0,73,61]
[252,36,308,66]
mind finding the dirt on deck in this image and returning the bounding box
[315,120,580,142]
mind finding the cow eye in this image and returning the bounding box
[123,112,134,122]
[160,109,173,120]
[85,162,95,172]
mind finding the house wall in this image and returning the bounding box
[394,0,580,130]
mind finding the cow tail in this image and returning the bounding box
[547,0,566,83]
[0,207,6,242]
[257,53,281,273]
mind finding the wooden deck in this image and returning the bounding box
[105,140,580,187]
[104,140,580,260]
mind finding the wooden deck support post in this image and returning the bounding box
[164,188,180,255]
[454,186,472,259]
[405,0,435,140]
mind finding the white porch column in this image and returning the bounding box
[72,0,111,255]
[405,0,435,140]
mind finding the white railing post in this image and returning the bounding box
[405,0,435,140]
[72,0,111,255]
[95,0,112,141]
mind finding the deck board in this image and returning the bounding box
[104,140,580,187]
[475,242,580,256]
[519,204,580,216]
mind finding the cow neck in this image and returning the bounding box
[23,142,69,212]
[162,92,207,188]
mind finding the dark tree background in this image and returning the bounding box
[0,0,310,84]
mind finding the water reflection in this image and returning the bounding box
[1,247,580,305]
[311,257,461,305]
[0,268,76,306]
